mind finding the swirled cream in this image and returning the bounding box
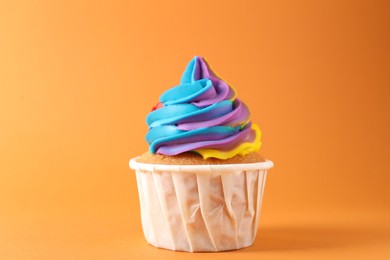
[146,56,262,159]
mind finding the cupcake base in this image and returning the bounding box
[136,151,266,165]
[130,155,273,252]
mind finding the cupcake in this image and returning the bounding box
[130,56,273,252]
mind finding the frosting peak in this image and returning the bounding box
[146,56,262,159]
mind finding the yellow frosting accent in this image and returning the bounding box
[241,120,250,129]
[195,123,262,160]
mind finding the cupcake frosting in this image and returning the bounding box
[146,56,262,159]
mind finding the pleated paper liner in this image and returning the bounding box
[130,158,274,252]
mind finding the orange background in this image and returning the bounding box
[1,0,389,259]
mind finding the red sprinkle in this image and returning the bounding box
[152,102,163,111]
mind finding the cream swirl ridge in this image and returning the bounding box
[146,56,261,159]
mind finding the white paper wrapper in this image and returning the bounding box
[129,158,274,252]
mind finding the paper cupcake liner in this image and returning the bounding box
[130,158,274,252]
